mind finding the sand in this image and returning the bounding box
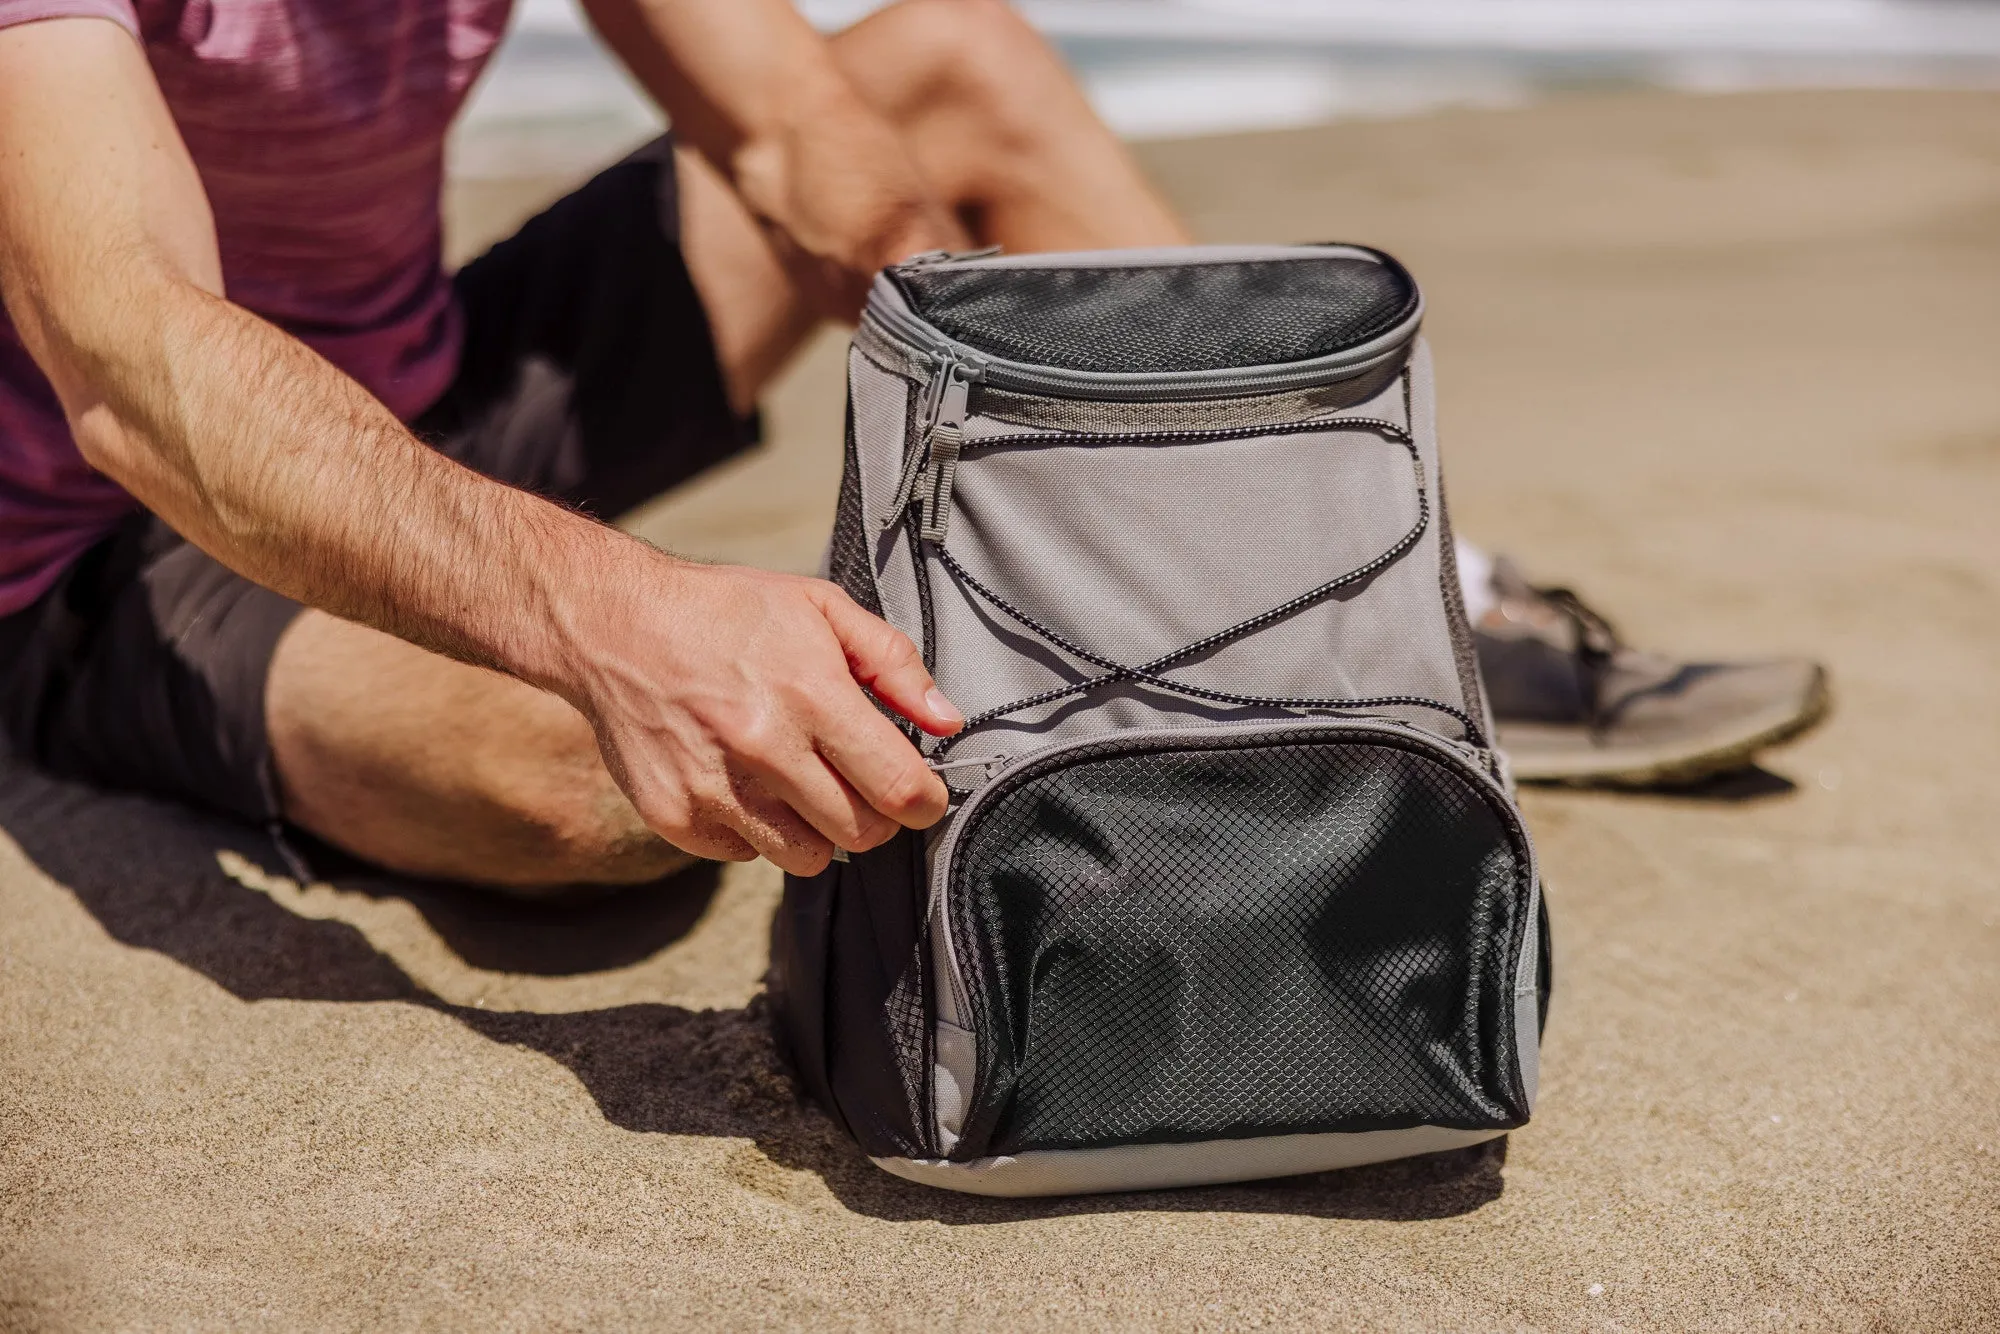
[3,89,1998,1331]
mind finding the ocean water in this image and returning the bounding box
[449,0,2000,176]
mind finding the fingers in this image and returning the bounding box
[719,766,843,877]
[801,583,956,830]
[634,763,840,877]
[669,823,760,864]
[737,744,903,855]
[811,697,950,831]
[810,584,963,736]
[587,570,965,875]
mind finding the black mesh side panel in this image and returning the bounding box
[892,256,1417,374]
[883,940,932,1138]
[827,398,881,617]
[819,830,935,1159]
[769,861,837,1125]
[949,734,1531,1159]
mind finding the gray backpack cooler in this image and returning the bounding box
[772,244,1550,1197]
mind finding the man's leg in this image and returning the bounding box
[828,0,1189,254]
[683,0,1190,415]
[270,0,1177,890]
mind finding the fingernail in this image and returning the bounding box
[925,688,963,723]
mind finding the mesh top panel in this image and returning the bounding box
[948,734,1530,1158]
[892,258,1418,373]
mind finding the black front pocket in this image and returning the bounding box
[945,728,1534,1160]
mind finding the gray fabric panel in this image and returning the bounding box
[1513,875,1544,1109]
[973,361,1404,434]
[1411,339,1496,745]
[872,1124,1506,1197]
[851,319,927,385]
[921,372,1469,766]
[1396,341,1477,725]
[930,856,977,1150]
[848,350,925,645]
[932,1020,974,1152]
[962,416,1059,443]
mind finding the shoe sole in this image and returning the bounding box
[1502,666,1832,789]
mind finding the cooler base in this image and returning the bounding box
[872,1125,1507,1197]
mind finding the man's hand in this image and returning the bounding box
[582,0,972,317]
[0,18,959,873]
[567,554,962,875]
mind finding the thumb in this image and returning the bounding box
[812,585,963,737]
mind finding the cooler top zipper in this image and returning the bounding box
[894,242,1390,273]
[864,246,1424,404]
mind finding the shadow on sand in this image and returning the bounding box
[1523,763,1799,805]
[1,755,1510,1225]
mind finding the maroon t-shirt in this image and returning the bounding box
[0,0,514,614]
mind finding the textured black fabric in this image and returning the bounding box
[426,135,754,519]
[948,731,1531,1159]
[892,256,1417,373]
[826,400,882,617]
[1536,893,1554,1036]
[769,858,838,1126]
[816,830,936,1159]
[0,515,300,823]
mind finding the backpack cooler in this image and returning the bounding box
[772,244,1552,1197]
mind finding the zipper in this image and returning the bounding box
[868,244,1422,531]
[891,242,1389,275]
[956,415,1413,453]
[867,247,1422,404]
[924,716,1521,973]
[882,354,983,535]
[866,288,1417,404]
[898,245,1004,267]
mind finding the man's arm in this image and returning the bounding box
[0,17,959,873]
[581,0,972,312]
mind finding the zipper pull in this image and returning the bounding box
[883,357,953,531]
[918,363,978,544]
[893,245,1004,270]
[883,356,980,536]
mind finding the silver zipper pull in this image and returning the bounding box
[918,364,978,544]
[893,245,1003,270]
[883,356,981,535]
[883,357,955,531]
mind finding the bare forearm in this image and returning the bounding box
[0,18,644,700]
[39,265,636,697]
[0,14,959,873]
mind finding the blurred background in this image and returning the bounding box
[441,0,2000,583]
[449,0,2000,176]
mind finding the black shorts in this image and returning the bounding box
[0,138,754,824]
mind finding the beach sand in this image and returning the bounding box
[3,89,1998,1330]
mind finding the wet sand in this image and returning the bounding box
[3,89,1998,1330]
